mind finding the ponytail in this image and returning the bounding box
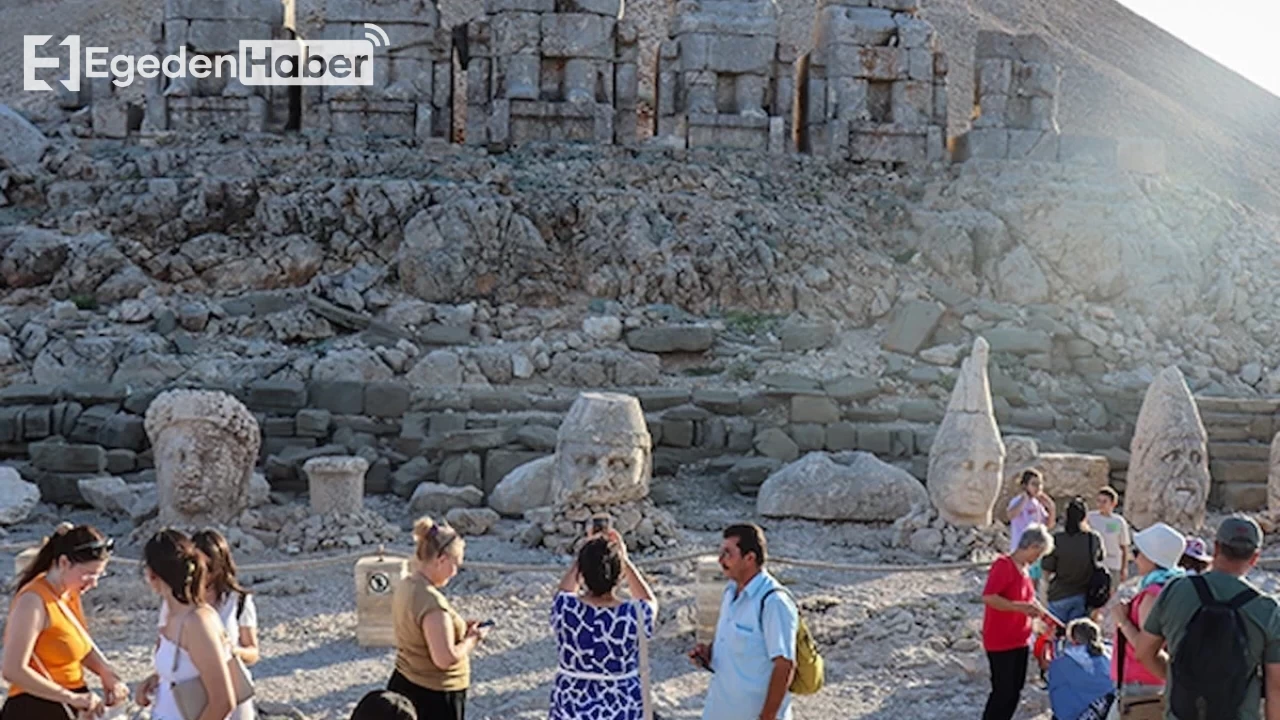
[192,529,247,605]
[144,529,207,605]
[15,523,113,592]
[1066,618,1105,657]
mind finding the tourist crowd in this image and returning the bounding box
[0,518,803,720]
[982,478,1280,720]
[7,478,1279,720]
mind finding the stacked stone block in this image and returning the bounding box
[460,0,639,148]
[304,0,454,140]
[1196,395,1280,511]
[654,0,795,152]
[145,0,296,133]
[953,31,1165,173]
[797,0,948,164]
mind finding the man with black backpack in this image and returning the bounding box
[1136,514,1280,720]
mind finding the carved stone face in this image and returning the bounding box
[145,390,260,525]
[153,427,250,519]
[929,427,1005,527]
[1129,433,1209,530]
[550,392,652,508]
[1125,366,1210,531]
[554,442,649,507]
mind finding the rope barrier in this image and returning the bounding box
[1,540,992,576]
[5,537,1280,576]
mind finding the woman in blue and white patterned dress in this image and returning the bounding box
[550,529,657,720]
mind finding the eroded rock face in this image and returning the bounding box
[145,390,261,525]
[1270,432,1280,517]
[757,451,927,521]
[928,337,1006,527]
[551,392,652,507]
[1125,366,1209,530]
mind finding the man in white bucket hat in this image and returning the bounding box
[1108,522,1185,719]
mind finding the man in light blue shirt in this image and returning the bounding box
[690,523,798,720]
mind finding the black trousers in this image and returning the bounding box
[983,646,1029,720]
[0,687,88,720]
[388,670,467,720]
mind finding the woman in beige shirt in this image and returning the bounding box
[388,516,487,720]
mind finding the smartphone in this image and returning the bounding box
[591,514,613,534]
[478,619,496,629]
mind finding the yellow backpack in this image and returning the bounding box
[760,587,825,695]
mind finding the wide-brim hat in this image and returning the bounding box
[1134,523,1187,570]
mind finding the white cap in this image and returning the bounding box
[1134,523,1187,570]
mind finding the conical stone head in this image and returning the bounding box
[552,392,652,507]
[928,337,1006,527]
[1125,366,1209,531]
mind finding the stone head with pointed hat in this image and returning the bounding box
[928,337,1006,526]
[1126,366,1210,530]
[552,392,653,508]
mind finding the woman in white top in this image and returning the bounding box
[138,529,236,720]
[139,530,259,720]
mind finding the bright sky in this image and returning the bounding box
[1116,0,1280,97]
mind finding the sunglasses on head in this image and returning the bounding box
[428,525,459,556]
[72,538,115,553]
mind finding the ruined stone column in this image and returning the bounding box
[1125,367,1210,531]
[303,455,369,515]
[797,0,948,163]
[927,337,1006,526]
[144,390,261,526]
[654,0,795,152]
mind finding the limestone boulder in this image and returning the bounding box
[0,226,70,288]
[1269,432,1280,517]
[409,482,483,515]
[1124,366,1210,531]
[0,467,40,525]
[997,453,1110,519]
[757,452,927,521]
[0,104,49,168]
[398,196,550,304]
[446,507,500,536]
[77,476,136,516]
[248,472,271,508]
[488,455,554,517]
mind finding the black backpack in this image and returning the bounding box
[1084,533,1112,611]
[1168,575,1260,720]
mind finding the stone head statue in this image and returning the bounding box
[145,389,261,525]
[1125,367,1210,531]
[552,392,652,507]
[928,337,1006,527]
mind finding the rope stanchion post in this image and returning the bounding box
[353,552,410,648]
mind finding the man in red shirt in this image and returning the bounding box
[982,523,1055,720]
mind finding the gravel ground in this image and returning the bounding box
[3,475,1276,719]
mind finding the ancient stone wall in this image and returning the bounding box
[951,31,1166,173]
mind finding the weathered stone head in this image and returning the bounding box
[927,337,1006,526]
[552,392,652,507]
[1125,367,1210,531]
[144,390,261,525]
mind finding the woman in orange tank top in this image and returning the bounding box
[1,523,125,720]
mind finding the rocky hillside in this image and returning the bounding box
[3,0,1279,210]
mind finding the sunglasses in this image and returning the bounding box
[428,525,459,557]
[1131,547,1141,559]
[73,538,115,553]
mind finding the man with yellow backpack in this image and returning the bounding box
[689,524,824,720]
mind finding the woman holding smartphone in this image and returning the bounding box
[389,516,487,720]
[549,520,657,720]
